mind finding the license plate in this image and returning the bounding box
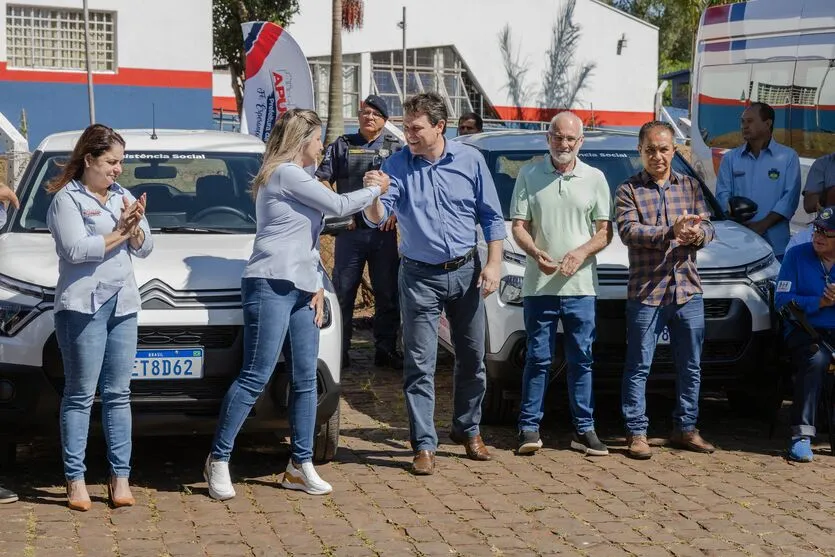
[132,348,204,380]
[657,327,671,345]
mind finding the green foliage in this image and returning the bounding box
[603,0,744,71]
[18,109,27,140]
[213,0,299,68]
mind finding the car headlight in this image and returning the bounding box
[0,300,41,336]
[745,254,778,305]
[753,278,775,306]
[321,297,332,328]
[499,275,524,305]
[503,250,526,267]
[0,274,48,336]
[745,253,776,276]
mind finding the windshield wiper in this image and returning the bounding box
[154,226,238,234]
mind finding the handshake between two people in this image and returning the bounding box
[362,170,390,196]
[116,193,147,239]
[362,170,397,232]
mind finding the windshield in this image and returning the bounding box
[13,151,263,233]
[486,149,722,221]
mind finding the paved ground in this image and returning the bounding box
[1,329,835,556]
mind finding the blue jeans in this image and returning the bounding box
[399,257,486,451]
[519,295,596,434]
[786,329,835,438]
[211,278,319,463]
[333,227,400,353]
[622,295,705,435]
[55,295,137,481]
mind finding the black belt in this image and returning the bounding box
[406,247,476,271]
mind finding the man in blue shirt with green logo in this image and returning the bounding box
[715,102,801,260]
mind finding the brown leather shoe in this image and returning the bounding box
[626,434,652,460]
[670,429,715,453]
[66,480,91,512]
[449,431,492,461]
[411,450,436,475]
[108,476,135,508]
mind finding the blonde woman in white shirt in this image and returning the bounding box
[204,109,389,499]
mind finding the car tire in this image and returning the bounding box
[313,406,340,463]
[481,377,518,425]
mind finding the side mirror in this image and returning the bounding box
[321,215,354,236]
[728,196,759,223]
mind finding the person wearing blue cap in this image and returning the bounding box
[775,206,835,462]
[316,95,404,370]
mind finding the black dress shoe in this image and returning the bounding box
[374,349,403,370]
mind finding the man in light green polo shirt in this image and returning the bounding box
[510,111,613,456]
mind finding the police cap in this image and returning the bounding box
[362,95,389,120]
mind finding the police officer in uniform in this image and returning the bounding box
[316,95,404,370]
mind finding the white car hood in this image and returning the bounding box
[504,220,773,269]
[0,233,255,290]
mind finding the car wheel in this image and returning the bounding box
[313,406,340,463]
[481,377,518,425]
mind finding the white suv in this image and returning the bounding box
[439,130,781,423]
[0,129,342,461]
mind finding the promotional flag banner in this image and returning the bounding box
[241,21,314,141]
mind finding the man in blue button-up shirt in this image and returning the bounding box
[715,102,801,259]
[364,93,505,475]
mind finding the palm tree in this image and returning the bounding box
[324,0,364,145]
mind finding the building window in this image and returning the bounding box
[370,46,486,119]
[6,4,116,71]
[309,55,360,118]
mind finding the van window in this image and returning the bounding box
[699,60,835,160]
[749,61,795,145]
[697,64,751,149]
[791,60,835,159]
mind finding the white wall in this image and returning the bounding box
[286,0,658,115]
[0,0,212,72]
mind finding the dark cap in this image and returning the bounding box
[362,95,389,120]
[814,206,835,230]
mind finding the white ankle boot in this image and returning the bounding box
[281,460,332,495]
[204,455,236,500]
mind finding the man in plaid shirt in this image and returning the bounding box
[615,121,716,460]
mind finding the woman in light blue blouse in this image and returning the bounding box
[204,109,389,499]
[46,124,153,511]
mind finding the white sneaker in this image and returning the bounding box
[281,460,332,495]
[203,455,236,500]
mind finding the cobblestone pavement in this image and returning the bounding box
[1,329,835,556]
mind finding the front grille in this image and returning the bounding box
[594,340,745,364]
[704,299,732,319]
[137,326,240,349]
[595,299,733,320]
[129,376,234,399]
